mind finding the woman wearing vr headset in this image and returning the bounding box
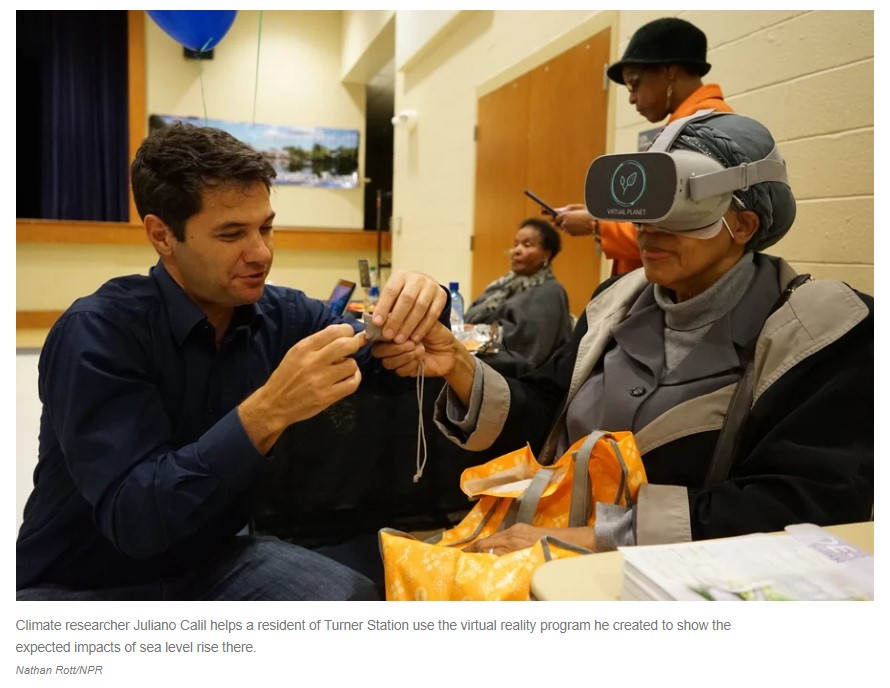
[554,17,734,276]
[373,112,873,556]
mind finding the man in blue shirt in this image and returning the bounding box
[16,123,447,600]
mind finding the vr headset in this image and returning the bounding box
[585,110,790,235]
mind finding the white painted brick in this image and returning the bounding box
[683,10,805,48]
[782,128,873,199]
[711,11,873,96]
[729,60,873,142]
[772,198,873,264]
[616,11,680,47]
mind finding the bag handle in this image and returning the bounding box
[442,497,503,547]
[567,431,633,527]
[703,273,811,487]
[569,431,607,527]
[501,468,556,530]
[503,429,634,531]
[539,535,594,561]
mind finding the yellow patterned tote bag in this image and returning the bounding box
[380,430,647,601]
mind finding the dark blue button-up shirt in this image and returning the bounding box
[17,262,433,590]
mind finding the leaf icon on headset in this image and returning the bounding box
[620,172,638,195]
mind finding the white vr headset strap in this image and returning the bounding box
[688,146,789,201]
[646,108,717,152]
[647,108,791,201]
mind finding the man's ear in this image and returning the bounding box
[145,214,176,256]
[733,209,760,247]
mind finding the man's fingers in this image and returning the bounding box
[313,327,365,360]
[330,368,362,398]
[371,270,407,325]
[386,292,437,342]
[379,276,434,342]
[383,292,422,341]
[327,357,360,383]
[299,323,359,350]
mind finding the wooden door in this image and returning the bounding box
[473,29,611,316]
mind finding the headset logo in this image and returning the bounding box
[610,160,646,208]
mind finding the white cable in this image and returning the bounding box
[413,360,427,483]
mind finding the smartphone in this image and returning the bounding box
[524,189,558,217]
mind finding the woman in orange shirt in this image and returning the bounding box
[554,17,734,275]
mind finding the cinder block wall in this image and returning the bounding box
[392,10,873,295]
[612,10,873,292]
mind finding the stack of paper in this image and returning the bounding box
[618,523,873,601]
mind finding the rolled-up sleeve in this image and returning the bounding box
[433,358,512,451]
[635,484,692,546]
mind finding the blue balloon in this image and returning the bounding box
[147,10,238,52]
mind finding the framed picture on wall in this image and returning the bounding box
[149,114,360,188]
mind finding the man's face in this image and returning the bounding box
[164,181,275,316]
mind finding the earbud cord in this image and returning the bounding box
[413,360,428,483]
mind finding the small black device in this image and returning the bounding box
[326,279,356,317]
[523,189,558,217]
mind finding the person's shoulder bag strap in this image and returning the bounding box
[703,273,812,488]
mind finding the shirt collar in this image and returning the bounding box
[610,254,781,383]
[661,259,779,382]
[150,261,262,346]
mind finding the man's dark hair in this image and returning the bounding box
[519,217,562,260]
[131,122,277,241]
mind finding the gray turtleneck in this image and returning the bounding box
[654,253,756,374]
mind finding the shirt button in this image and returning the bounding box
[629,386,646,397]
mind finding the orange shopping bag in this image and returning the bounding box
[380,430,647,600]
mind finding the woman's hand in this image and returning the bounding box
[464,523,596,555]
[369,321,457,376]
[553,205,597,237]
[370,321,478,404]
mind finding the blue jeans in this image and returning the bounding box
[16,535,379,601]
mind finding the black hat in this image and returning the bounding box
[606,17,711,85]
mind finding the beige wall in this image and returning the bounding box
[342,9,394,82]
[17,244,158,310]
[390,10,606,294]
[147,10,365,230]
[16,9,874,312]
[391,9,874,296]
[610,10,874,293]
[19,10,380,313]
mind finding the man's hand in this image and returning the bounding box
[553,204,597,237]
[238,324,365,453]
[371,270,447,344]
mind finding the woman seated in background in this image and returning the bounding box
[464,217,572,372]
[374,112,874,555]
